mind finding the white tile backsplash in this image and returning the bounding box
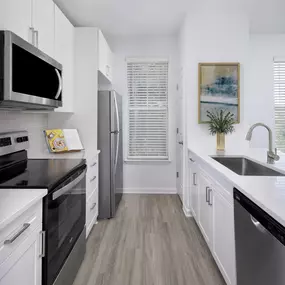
[0,111,49,158]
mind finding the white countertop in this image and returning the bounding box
[188,144,285,227]
[0,189,47,230]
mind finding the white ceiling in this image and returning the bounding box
[55,0,285,36]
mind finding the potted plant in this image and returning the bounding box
[206,109,235,152]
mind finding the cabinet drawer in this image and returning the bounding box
[87,156,98,199]
[0,224,42,283]
[87,156,98,179]
[86,188,98,228]
[0,201,42,265]
[87,170,98,199]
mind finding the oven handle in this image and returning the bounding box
[52,168,87,200]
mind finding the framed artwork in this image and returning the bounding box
[198,63,240,123]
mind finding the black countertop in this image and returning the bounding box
[0,158,86,192]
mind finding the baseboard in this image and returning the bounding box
[121,188,177,194]
[183,206,192,217]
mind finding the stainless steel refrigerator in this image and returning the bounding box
[98,90,123,219]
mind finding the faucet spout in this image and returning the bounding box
[245,123,279,164]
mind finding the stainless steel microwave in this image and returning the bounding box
[0,31,63,110]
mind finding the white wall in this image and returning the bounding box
[108,35,179,194]
[179,4,251,153]
[0,112,48,157]
[247,34,285,148]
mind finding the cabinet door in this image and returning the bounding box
[33,0,55,57]
[0,0,33,43]
[98,30,112,82]
[212,188,236,285]
[106,45,113,81]
[198,171,213,246]
[189,163,199,220]
[54,5,74,113]
[0,226,42,285]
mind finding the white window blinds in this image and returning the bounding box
[274,59,285,151]
[127,59,169,160]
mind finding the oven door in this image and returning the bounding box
[43,165,86,285]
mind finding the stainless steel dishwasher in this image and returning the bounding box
[234,188,285,285]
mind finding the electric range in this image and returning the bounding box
[0,131,87,285]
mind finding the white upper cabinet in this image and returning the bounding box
[54,5,74,113]
[98,30,113,82]
[0,0,33,43]
[32,0,55,57]
[0,0,55,57]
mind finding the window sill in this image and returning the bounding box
[124,159,172,164]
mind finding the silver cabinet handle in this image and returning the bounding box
[91,162,97,167]
[208,188,213,206]
[39,231,46,258]
[29,27,35,45]
[106,65,110,77]
[90,176,96,182]
[206,186,209,203]
[90,202,96,210]
[189,158,195,162]
[34,30,39,47]
[178,141,183,145]
[193,173,197,186]
[4,223,30,244]
[55,69,63,100]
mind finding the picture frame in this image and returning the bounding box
[198,62,240,123]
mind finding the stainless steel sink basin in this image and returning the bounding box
[211,156,285,176]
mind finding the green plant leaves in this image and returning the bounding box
[206,109,235,135]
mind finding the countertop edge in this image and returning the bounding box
[0,189,47,230]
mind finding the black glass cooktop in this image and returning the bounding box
[0,153,86,191]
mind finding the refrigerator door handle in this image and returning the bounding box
[113,91,120,171]
[113,91,120,133]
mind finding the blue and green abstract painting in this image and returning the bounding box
[199,64,239,122]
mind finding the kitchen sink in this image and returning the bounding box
[211,156,285,176]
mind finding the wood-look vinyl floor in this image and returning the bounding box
[73,194,225,285]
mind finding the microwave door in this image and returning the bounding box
[0,31,63,109]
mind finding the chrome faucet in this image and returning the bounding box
[245,123,280,164]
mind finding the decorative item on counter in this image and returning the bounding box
[198,62,240,123]
[44,129,84,153]
[207,109,235,153]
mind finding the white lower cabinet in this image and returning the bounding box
[198,170,213,246]
[0,200,43,285]
[86,188,98,237]
[189,158,199,219]
[86,154,99,238]
[0,225,42,285]
[190,155,236,285]
[212,187,236,285]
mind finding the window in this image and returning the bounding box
[127,59,169,161]
[274,58,285,151]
